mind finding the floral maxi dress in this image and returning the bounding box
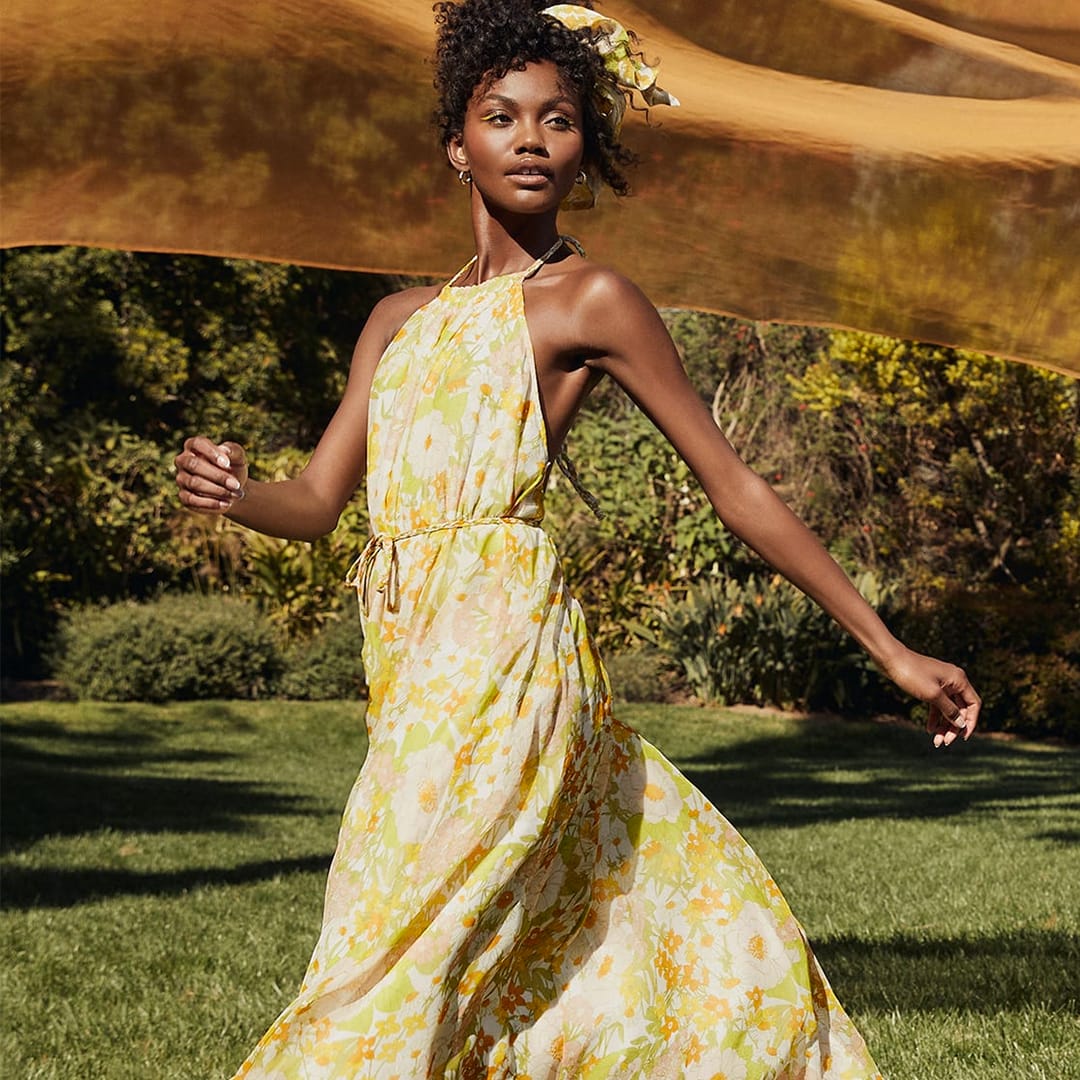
[232,249,884,1079]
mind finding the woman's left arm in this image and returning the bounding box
[578,271,980,746]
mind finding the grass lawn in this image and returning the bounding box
[2,700,1078,1079]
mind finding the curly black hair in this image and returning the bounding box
[432,0,636,197]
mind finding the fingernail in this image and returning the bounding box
[217,455,230,468]
[933,734,944,748]
[218,500,230,509]
[226,477,240,490]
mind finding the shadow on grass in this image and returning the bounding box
[1,719,319,853]
[672,719,1080,834]
[1035,828,1080,845]
[815,928,1080,1014]
[1,853,334,910]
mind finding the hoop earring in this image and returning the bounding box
[562,169,595,212]
[458,169,472,185]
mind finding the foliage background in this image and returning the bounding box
[2,248,1077,734]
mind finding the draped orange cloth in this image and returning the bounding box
[2,1,1078,373]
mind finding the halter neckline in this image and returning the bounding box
[445,236,570,290]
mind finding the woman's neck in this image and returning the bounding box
[467,203,562,283]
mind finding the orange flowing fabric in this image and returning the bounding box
[2,1,1078,373]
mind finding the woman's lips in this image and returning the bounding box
[507,164,553,186]
[508,172,552,186]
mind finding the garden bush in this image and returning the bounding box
[602,646,683,703]
[279,615,366,700]
[649,570,899,713]
[52,593,283,701]
[899,588,1080,740]
[1007,632,1080,741]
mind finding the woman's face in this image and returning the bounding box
[449,60,586,214]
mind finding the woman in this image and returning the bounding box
[176,2,979,1076]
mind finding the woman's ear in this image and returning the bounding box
[446,135,468,172]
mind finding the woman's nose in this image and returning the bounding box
[515,119,547,156]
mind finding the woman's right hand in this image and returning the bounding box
[174,436,248,515]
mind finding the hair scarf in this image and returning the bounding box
[541,4,679,208]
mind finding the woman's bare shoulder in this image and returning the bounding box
[542,256,663,360]
[367,283,443,340]
[548,255,651,310]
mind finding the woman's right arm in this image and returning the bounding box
[174,292,410,541]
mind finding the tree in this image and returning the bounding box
[1,246,405,676]
[789,332,1080,594]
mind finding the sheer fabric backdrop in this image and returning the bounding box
[2,0,1078,371]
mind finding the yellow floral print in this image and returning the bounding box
[232,250,883,1079]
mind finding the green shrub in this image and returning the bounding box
[603,646,683,703]
[1017,630,1080,740]
[280,616,366,700]
[52,594,283,701]
[1000,633,1080,742]
[543,408,748,653]
[899,589,1080,739]
[649,570,897,712]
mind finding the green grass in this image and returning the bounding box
[2,701,1077,1079]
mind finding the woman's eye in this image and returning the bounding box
[480,112,512,125]
[547,115,574,130]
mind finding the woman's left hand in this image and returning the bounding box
[881,646,981,747]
